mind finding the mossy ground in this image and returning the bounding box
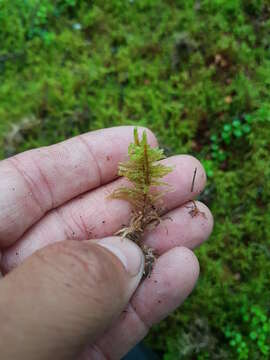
[1,1,270,358]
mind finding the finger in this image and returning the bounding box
[2,155,207,272]
[80,247,199,359]
[145,201,213,254]
[0,126,157,247]
[0,237,144,360]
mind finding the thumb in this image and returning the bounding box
[0,237,144,360]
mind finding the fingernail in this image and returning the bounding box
[97,237,144,277]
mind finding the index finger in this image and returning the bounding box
[0,126,157,247]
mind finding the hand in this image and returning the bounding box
[0,126,213,360]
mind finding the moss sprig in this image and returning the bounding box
[111,128,173,249]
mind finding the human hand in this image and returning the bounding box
[0,127,213,359]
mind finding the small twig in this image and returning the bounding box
[191,167,197,192]
[186,200,207,219]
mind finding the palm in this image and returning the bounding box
[0,127,212,359]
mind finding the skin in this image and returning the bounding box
[0,126,213,359]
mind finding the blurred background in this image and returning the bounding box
[0,0,270,359]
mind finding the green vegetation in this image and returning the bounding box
[1,0,270,358]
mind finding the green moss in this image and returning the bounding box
[0,0,270,358]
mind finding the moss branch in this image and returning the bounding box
[110,128,173,245]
